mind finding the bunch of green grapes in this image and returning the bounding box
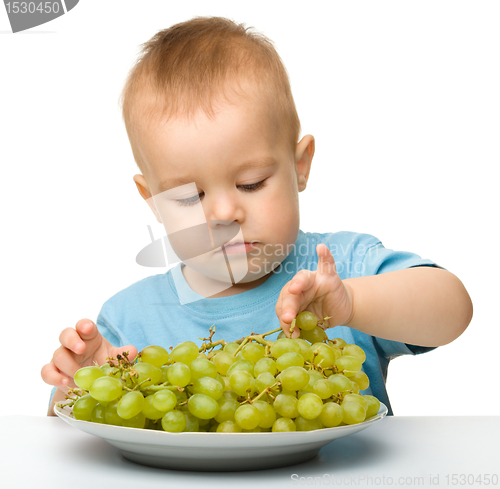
[60,312,381,433]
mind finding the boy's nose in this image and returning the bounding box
[204,193,245,225]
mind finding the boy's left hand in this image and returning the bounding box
[276,244,354,338]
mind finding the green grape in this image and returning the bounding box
[281,389,297,398]
[342,401,366,425]
[253,357,278,377]
[152,389,177,412]
[223,343,240,355]
[222,390,238,401]
[142,395,168,420]
[364,395,381,419]
[255,372,277,393]
[297,393,323,419]
[197,352,208,359]
[212,351,235,375]
[342,393,368,410]
[192,377,223,400]
[161,410,186,432]
[187,394,220,420]
[296,311,318,331]
[226,359,254,377]
[229,370,254,397]
[294,338,314,362]
[242,426,264,433]
[166,362,191,387]
[174,389,188,403]
[214,398,239,423]
[276,352,304,371]
[277,331,286,339]
[241,343,265,364]
[182,412,199,432]
[310,343,338,368]
[141,345,169,368]
[330,337,347,348]
[74,366,106,390]
[122,412,146,429]
[320,402,343,428]
[274,394,299,418]
[169,341,199,365]
[91,403,106,424]
[300,326,327,343]
[89,377,123,403]
[342,344,366,363]
[335,355,362,372]
[160,365,170,383]
[217,420,242,433]
[189,358,218,381]
[104,399,123,426]
[270,338,301,358]
[100,363,122,379]
[117,391,145,420]
[302,370,324,393]
[349,371,369,390]
[280,366,309,391]
[133,362,162,387]
[72,394,98,421]
[253,401,277,429]
[295,416,323,431]
[327,374,354,395]
[221,376,231,391]
[234,404,261,430]
[272,417,296,432]
[312,379,335,399]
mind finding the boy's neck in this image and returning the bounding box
[181,264,273,298]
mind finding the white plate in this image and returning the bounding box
[55,403,387,471]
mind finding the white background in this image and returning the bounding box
[0,1,498,417]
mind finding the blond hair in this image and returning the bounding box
[118,16,301,171]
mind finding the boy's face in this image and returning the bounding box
[133,86,314,296]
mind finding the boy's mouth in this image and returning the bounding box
[217,241,257,255]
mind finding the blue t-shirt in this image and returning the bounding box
[49,230,440,415]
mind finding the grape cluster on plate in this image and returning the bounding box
[60,312,381,433]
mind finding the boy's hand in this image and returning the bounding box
[276,244,354,338]
[41,319,138,390]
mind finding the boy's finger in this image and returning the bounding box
[317,244,337,275]
[280,272,315,323]
[59,327,86,355]
[52,346,85,379]
[288,270,315,295]
[41,362,72,389]
[75,319,99,340]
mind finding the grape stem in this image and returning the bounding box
[240,380,281,405]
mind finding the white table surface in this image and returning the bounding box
[1,415,499,489]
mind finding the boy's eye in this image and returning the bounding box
[238,179,267,192]
[174,179,267,207]
[175,193,203,207]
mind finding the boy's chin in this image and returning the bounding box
[184,256,278,285]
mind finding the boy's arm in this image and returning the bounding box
[277,245,473,347]
[343,266,473,347]
[47,388,67,417]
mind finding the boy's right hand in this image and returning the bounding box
[41,319,138,390]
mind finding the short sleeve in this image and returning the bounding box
[95,299,131,348]
[360,240,443,359]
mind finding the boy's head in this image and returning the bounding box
[119,16,315,295]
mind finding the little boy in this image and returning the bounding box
[42,16,473,416]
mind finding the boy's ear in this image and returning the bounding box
[295,134,315,192]
[133,174,162,224]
